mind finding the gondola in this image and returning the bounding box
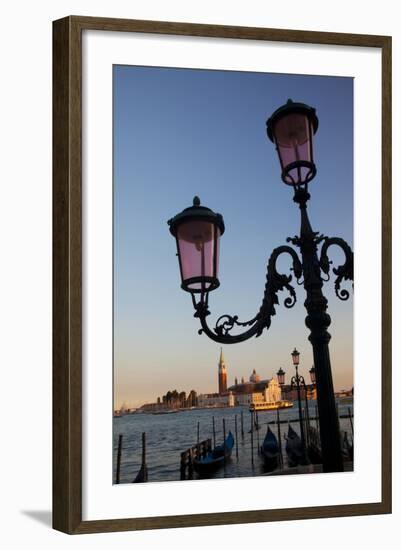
[132,462,148,483]
[261,427,280,471]
[342,431,354,461]
[132,431,148,482]
[285,424,306,467]
[193,431,234,474]
[307,426,322,464]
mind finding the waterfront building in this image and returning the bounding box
[197,391,235,408]
[231,377,282,406]
[281,384,317,401]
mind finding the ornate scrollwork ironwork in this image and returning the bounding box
[320,237,354,301]
[194,245,303,343]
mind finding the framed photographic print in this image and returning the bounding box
[53,16,391,534]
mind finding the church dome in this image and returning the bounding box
[249,369,261,383]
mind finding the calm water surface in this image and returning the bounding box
[113,400,353,483]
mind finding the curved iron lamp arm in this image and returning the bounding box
[320,237,354,301]
[291,374,306,388]
[194,245,302,344]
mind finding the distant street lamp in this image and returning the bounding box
[309,365,316,385]
[276,367,286,387]
[168,99,353,472]
[290,348,310,461]
[291,347,300,366]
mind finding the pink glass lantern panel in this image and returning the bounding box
[291,349,300,365]
[177,220,220,290]
[274,113,312,184]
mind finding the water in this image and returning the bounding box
[113,400,354,483]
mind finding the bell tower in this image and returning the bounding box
[218,348,227,394]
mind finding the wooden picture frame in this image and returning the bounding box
[53,15,392,534]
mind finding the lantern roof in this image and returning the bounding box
[168,196,225,237]
[266,99,319,142]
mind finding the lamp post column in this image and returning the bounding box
[294,365,307,456]
[294,190,343,472]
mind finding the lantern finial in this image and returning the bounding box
[193,196,201,207]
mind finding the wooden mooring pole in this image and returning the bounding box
[234,414,239,459]
[276,408,283,468]
[141,432,146,466]
[302,407,308,447]
[315,405,320,439]
[115,434,123,484]
[348,407,354,436]
[256,411,260,454]
[197,421,200,445]
[212,416,216,447]
[250,411,254,466]
[180,450,187,480]
[223,418,227,466]
[241,409,244,438]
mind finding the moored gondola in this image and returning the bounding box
[132,463,148,483]
[342,431,354,461]
[193,431,234,474]
[132,431,148,482]
[285,424,306,467]
[261,426,279,472]
[307,426,322,464]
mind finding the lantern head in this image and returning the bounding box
[309,365,316,384]
[168,196,225,295]
[291,347,300,366]
[276,367,286,386]
[266,99,318,187]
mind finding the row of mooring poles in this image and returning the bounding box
[189,403,355,478]
[219,400,351,475]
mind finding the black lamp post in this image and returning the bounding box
[168,99,353,472]
[290,348,310,460]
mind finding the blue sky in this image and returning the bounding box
[113,65,353,408]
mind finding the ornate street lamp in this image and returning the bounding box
[276,367,286,387]
[290,349,310,462]
[168,99,354,472]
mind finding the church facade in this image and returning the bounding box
[227,369,282,406]
[218,351,284,406]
